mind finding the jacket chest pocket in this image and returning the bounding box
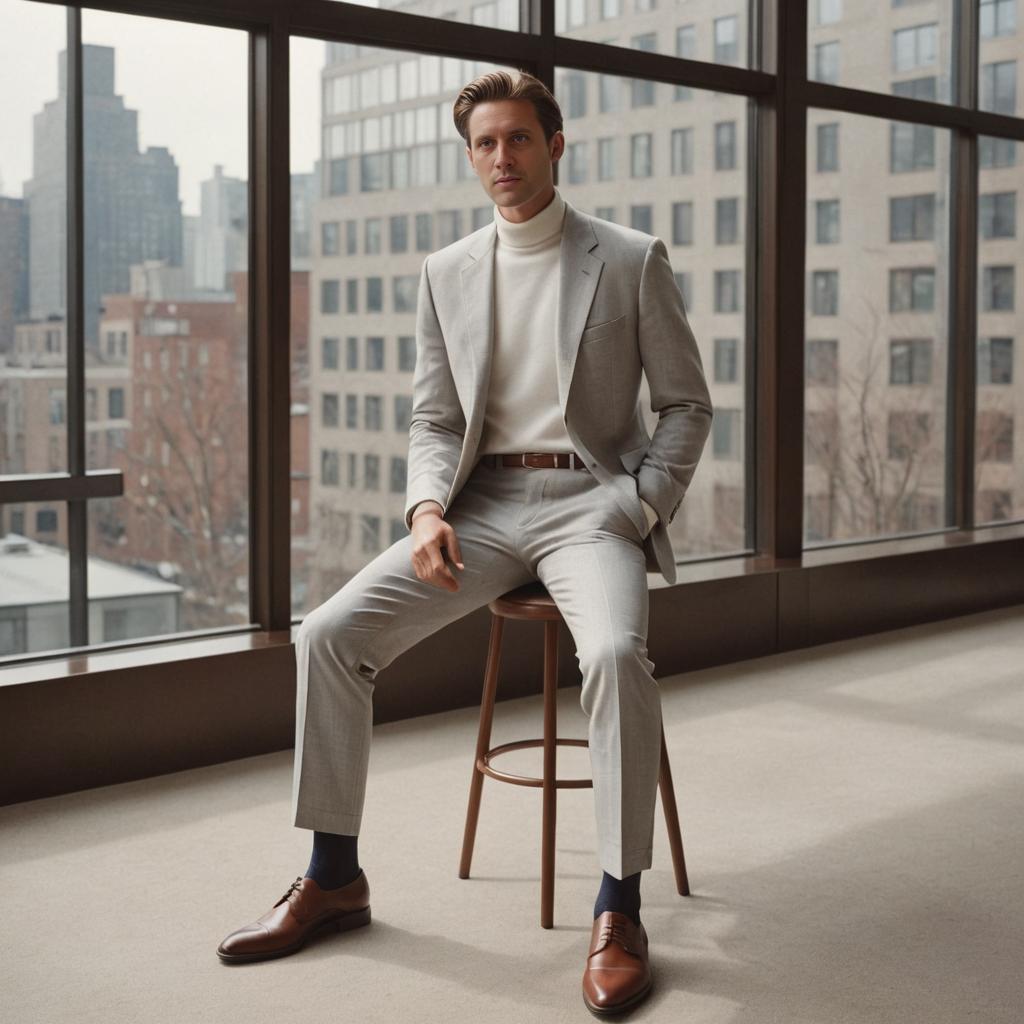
[580,312,627,346]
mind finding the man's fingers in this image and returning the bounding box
[428,545,459,590]
[444,525,465,569]
[411,556,425,583]
[410,522,463,590]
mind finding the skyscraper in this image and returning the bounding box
[25,44,183,346]
[0,196,29,353]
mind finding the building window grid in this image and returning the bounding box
[675,26,696,102]
[889,338,934,386]
[980,60,1017,116]
[714,121,737,171]
[892,23,937,74]
[810,270,839,316]
[890,268,936,312]
[816,122,839,172]
[322,336,340,370]
[672,201,693,246]
[890,122,935,173]
[980,0,1016,39]
[630,133,653,178]
[814,41,840,85]
[814,198,840,244]
[716,197,740,245]
[979,192,1016,239]
[981,265,1015,311]
[978,337,1013,385]
[670,127,694,175]
[890,194,936,242]
[714,338,739,383]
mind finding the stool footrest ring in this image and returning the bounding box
[479,738,592,789]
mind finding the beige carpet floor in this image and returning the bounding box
[2,605,1023,1024]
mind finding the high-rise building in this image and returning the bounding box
[194,165,248,292]
[24,45,183,346]
[291,170,317,270]
[0,197,29,353]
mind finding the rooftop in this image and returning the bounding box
[0,533,182,607]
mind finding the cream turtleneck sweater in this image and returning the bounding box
[479,187,570,457]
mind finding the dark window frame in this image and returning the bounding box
[0,0,1019,671]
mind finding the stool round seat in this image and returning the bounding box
[460,581,691,928]
[488,581,560,620]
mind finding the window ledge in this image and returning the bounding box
[0,629,293,689]
[2,522,1021,688]
[648,520,1024,587]
[801,521,1024,567]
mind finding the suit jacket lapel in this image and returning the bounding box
[459,224,496,435]
[557,204,604,411]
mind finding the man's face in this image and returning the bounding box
[465,98,564,223]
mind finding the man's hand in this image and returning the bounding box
[410,502,465,591]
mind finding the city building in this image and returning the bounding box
[24,44,183,346]
[0,530,181,657]
[0,196,29,353]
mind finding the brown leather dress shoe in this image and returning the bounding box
[581,911,653,1015]
[217,870,371,964]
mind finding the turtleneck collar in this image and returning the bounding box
[493,188,566,249]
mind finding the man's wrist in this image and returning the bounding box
[411,500,444,524]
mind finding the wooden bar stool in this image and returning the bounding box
[458,580,691,928]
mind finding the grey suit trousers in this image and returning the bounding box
[291,459,664,879]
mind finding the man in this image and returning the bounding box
[218,69,712,1016]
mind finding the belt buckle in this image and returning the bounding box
[521,452,545,469]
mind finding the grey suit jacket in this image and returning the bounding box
[403,198,713,586]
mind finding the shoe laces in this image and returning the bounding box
[277,876,304,906]
[594,915,637,956]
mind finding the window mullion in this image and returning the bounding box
[947,0,981,529]
[65,7,88,648]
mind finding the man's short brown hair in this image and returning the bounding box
[453,69,564,146]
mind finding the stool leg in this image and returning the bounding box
[541,619,558,928]
[658,722,691,896]
[459,614,504,880]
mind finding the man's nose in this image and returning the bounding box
[493,145,514,167]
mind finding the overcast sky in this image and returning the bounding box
[0,2,324,215]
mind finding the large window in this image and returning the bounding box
[292,38,512,611]
[83,11,249,642]
[1,2,66,495]
[1,0,1021,664]
[555,67,751,556]
[976,136,1022,524]
[804,111,952,545]
[0,3,248,658]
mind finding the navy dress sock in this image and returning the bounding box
[304,830,361,891]
[593,870,642,926]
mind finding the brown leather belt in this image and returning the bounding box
[480,452,591,472]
